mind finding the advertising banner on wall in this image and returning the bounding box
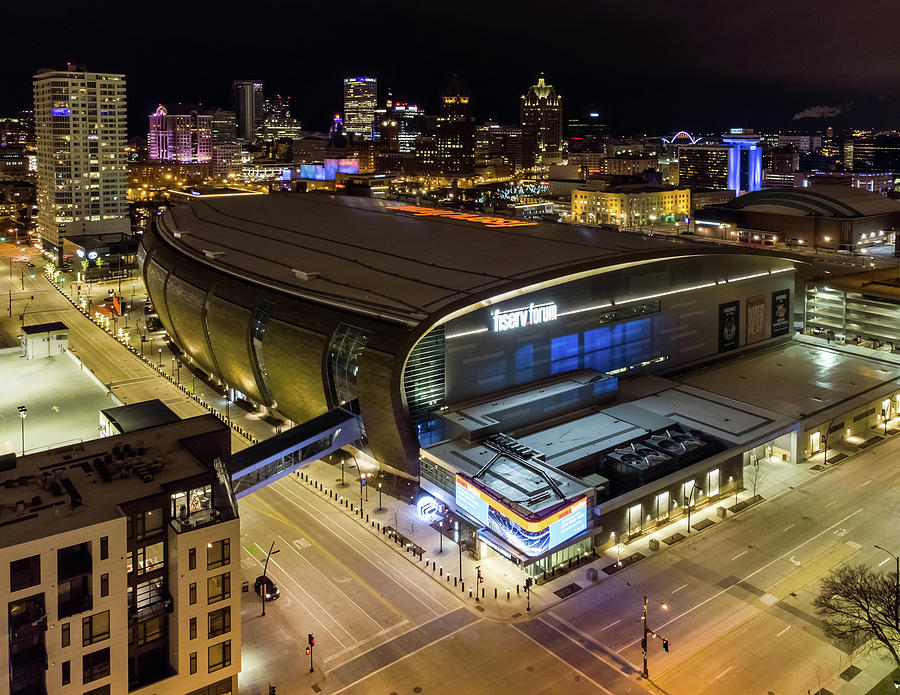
[746,295,765,345]
[454,475,588,557]
[718,300,740,352]
[772,289,790,337]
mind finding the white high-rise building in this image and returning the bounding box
[343,78,377,140]
[33,66,129,260]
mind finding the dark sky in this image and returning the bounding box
[3,0,899,135]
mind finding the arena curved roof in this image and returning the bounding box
[155,194,785,326]
[723,186,900,218]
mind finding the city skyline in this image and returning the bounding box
[3,1,900,134]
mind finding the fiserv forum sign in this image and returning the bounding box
[491,302,558,332]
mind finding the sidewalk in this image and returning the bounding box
[44,269,282,448]
[283,451,818,623]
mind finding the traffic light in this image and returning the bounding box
[477,569,484,583]
[268,686,276,695]
[662,639,669,652]
[305,647,310,655]
[525,577,533,589]
[308,633,314,647]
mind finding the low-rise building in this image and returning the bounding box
[571,184,691,226]
[0,411,240,695]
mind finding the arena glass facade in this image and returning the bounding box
[140,195,800,568]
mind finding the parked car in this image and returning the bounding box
[254,575,280,601]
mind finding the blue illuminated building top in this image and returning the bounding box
[722,136,762,194]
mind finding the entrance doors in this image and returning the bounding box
[628,503,642,535]
[707,469,720,497]
[809,430,822,453]
[656,491,670,522]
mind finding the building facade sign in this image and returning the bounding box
[454,475,587,556]
[491,302,558,332]
[718,300,740,352]
[772,289,790,337]
[746,294,766,344]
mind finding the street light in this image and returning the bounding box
[157,348,162,366]
[359,473,366,511]
[17,405,27,456]
[875,545,899,624]
[685,482,703,533]
[377,482,382,511]
[641,595,670,679]
[261,541,281,617]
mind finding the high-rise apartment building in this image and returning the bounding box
[0,409,241,695]
[343,78,377,140]
[231,81,264,141]
[148,106,212,163]
[255,95,302,140]
[209,110,241,178]
[33,66,129,259]
[520,75,563,164]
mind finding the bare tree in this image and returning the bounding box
[813,562,900,666]
[745,462,767,498]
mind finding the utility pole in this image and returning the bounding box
[641,595,670,679]
[261,541,280,617]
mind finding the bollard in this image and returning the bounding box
[454,577,457,587]
[482,588,485,598]
[494,588,497,599]
[447,574,450,583]
[366,514,369,522]
[378,523,381,532]
[440,567,443,576]
[516,585,520,595]
[507,588,510,600]
[469,588,473,598]
[432,561,436,571]
[350,503,354,512]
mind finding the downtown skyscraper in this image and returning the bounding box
[33,65,129,260]
[231,80,264,141]
[343,77,377,140]
[520,74,563,164]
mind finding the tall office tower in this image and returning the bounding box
[373,94,424,154]
[148,105,212,163]
[33,66,129,260]
[431,76,475,176]
[343,77,377,140]
[256,94,302,140]
[231,80,264,140]
[520,74,563,164]
[0,410,241,695]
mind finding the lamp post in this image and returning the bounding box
[17,405,27,456]
[157,348,162,366]
[377,483,382,511]
[685,482,703,533]
[359,473,366,511]
[641,595,669,679]
[261,541,280,617]
[438,521,443,553]
[875,545,900,625]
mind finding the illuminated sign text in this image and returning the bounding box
[389,205,537,228]
[492,302,557,332]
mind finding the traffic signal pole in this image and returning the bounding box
[641,595,670,680]
[307,633,315,673]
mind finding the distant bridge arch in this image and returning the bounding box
[662,131,702,145]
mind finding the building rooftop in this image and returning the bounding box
[0,415,230,548]
[101,399,180,433]
[155,194,771,326]
[21,321,67,335]
[720,186,900,218]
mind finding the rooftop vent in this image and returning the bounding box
[292,269,320,282]
[203,250,225,259]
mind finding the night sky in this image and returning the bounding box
[2,0,898,135]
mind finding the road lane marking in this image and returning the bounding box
[329,619,482,695]
[776,625,792,637]
[547,613,641,675]
[271,480,448,617]
[825,500,837,507]
[276,533,383,631]
[671,584,688,593]
[616,507,865,653]
[602,619,621,630]
[322,618,411,664]
[511,623,615,695]
[242,544,352,647]
[862,479,872,486]
[714,665,734,680]
[879,557,891,567]
[730,550,748,561]
[244,495,405,619]
[782,524,795,532]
